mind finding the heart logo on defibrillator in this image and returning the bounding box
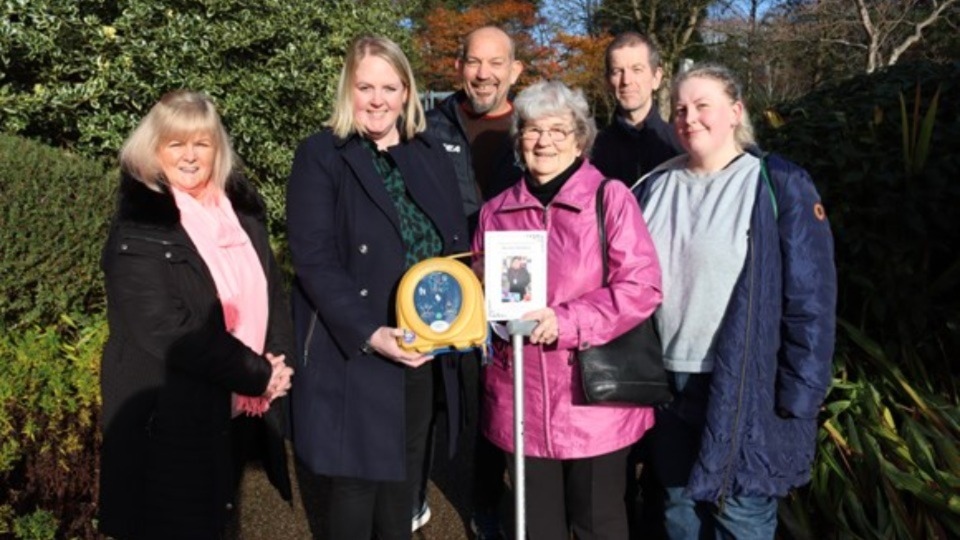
[395,255,488,355]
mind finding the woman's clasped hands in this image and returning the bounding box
[264,352,293,401]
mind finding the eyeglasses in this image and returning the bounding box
[519,126,576,142]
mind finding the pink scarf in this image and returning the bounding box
[173,186,271,416]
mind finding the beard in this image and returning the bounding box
[466,95,497,115]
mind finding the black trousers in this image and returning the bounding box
[323,362,434,540]
[518,446,631,540]
[464,350,507,512]
[418,350,506,515]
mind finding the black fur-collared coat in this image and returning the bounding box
[98,171,292,539]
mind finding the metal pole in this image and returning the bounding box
[506,319,536,540]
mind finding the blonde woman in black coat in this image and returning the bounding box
[98,91,294,539]
[287,36,469,539]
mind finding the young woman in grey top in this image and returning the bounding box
[634,64,836,539]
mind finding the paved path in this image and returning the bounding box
[233,427,485,539]
[233,431,649,540]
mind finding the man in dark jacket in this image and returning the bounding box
[425,25,522,234]
[590,32,684,538]
[422,25,523,539]
[592,32,683,185]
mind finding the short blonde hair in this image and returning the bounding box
[119,90,236,191]
[671,63,756,149]
[327,35,425,141]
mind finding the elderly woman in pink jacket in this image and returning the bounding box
[472,80,663,539]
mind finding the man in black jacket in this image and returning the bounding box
[592,32,683,185]
[421,25,523,540]
[426,25,522,233]
[591,32,683,540]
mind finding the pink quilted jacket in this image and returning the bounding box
[473,160,662,459]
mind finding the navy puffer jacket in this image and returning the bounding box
[425,91,521,233]
[636,152,837,501]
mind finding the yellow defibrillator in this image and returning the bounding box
[395,254,488,355]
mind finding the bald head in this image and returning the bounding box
[461,26,515,62]
[456,26,523,116]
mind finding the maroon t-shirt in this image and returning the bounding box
[460,101,514,196]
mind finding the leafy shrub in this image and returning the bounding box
[786,327,960,539]
[0,315,106,539]
[0,134,113,329]
[758,62,960,538]
[12,509,58,540]
[760,60,960,397]
[1,0,413,231]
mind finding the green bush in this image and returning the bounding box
[0,134,113,329]
[760,61,960,397]
[1,0,413,232]
[758,62,960,539]
[0,315,106,539]
[12,509,58,540]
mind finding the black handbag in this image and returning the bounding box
[578,179,672,406]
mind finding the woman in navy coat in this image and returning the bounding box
[635,64,836,539]
[286,35,469,539]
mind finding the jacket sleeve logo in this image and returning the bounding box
[813,202,827,221]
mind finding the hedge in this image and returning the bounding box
[759,61,960,539]
[0,0,413,234]
[0,134,114,329]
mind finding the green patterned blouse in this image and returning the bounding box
[363,138,443,268]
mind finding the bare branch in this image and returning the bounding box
[853,0,876,42]
[646,0,657,40]
[820,38,869,51]
[853,0,880,71]
[679,4,704,55]
[887,0,960,65]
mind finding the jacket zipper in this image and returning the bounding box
[539,203,553,455]
[123,233,217,298]
[718,228,756,510]
[124,234,174,247]
[302,313,318,366]
[124,233,200,256]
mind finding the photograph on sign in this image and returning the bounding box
[483,230,547,321]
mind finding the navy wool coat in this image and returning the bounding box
[286,130,469,481]
[99,172,293,539]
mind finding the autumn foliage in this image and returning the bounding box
[414,0,559,92]
[553,32,615,121]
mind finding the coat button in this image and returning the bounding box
[164,252,172,259]
[453,234,460,242]
[358,244,368,254]
[120,243,128,251]
[225,502,234,511]
[359,288,369,297]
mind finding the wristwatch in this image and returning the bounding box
[360,339,374,355]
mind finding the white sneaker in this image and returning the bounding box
[412,502,431,532]
[470,512,505,539]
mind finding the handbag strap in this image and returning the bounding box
[595,179,612,287]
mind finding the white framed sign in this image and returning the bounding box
[483,230,548,321]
